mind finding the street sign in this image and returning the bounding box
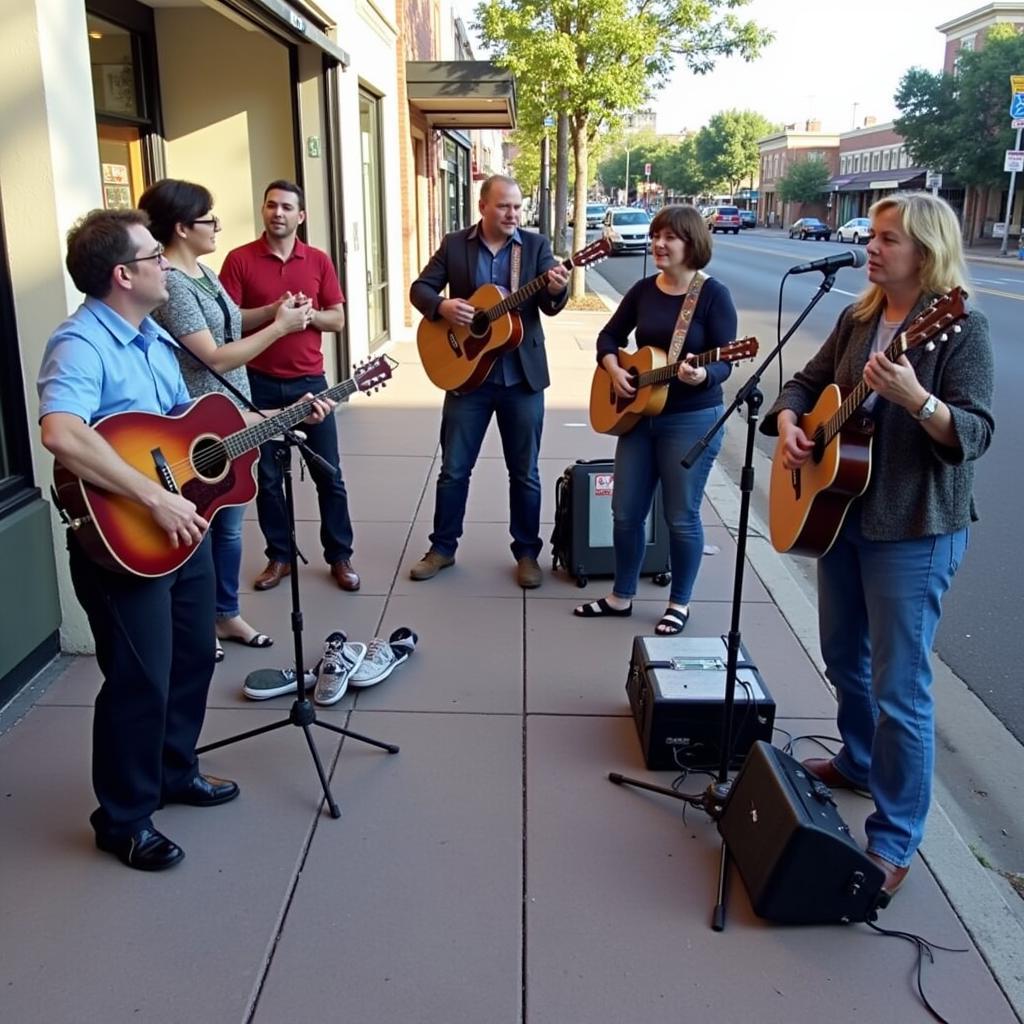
[644,162,651,176]
[1011,93,1024,118]
[1005,149,1024,172]
[1013,118,1024,129]
[543,115,555,128]
[1012,75,1024,94]
[925,171,943,190]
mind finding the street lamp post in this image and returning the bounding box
[624,146,632,206]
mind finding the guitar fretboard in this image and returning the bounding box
[487,255,574,321]
[635,348,727,388]
[220,377,358,459]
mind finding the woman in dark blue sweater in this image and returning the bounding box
[574,205,738,634]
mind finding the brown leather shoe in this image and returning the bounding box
[254,560,290,591]
[867,852,910,906]
[330,560,360,592]
[802,757,860,791]
[409,550,455,581]
[516,556,542,589]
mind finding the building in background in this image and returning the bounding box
[756,122,839,228]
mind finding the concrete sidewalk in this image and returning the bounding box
[1,308,1020,1023]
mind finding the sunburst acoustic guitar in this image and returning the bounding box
[768,289,967,558]
[417,238,611,393]
[51,355,394,578]
[589,338,760,435]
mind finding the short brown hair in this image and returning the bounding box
[65,208,150,299]
[479,174,520,201]
[649,205,711,270]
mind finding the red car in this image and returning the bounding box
[705,205,741,234]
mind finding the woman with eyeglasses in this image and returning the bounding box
[140,178,311,660]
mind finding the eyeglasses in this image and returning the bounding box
[192,215,221,230]
[123,244,166,265]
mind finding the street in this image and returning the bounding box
[590,226,1024,745]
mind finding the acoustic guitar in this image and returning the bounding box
[589,338,760,435]
[417,238,611,393]
[51,355,394,578]
[768,289,967,557]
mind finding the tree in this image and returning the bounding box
[476,0,772,297]
[894,25,1024,241]
[777,158,830,204]
[694,109,777,197]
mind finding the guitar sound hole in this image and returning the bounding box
[193,436,229,481]
[469,312,489,336]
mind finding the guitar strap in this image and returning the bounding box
[510,242,521,292]
[666,271,708,364]
[174,342,268,420]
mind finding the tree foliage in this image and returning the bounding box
[777,158,830,203]
[475,0,773,294]
[894,26,1024,188]
[694,109,778,196]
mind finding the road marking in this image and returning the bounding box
[973,286,1024,301]
[832,288,859,297]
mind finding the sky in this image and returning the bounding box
[458,0,977,135]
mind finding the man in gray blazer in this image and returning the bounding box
[410,175,570,587]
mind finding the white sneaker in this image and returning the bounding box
[313,631,366,706]
[242,666,318,701]
[349,628,418,689]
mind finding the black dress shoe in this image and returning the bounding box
[164,773,240,807]
[96,827,185,871]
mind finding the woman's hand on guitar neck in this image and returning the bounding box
[439,298,476,326]
[602,355,635,398]
[777,412,815,470]
[677,355,708,387]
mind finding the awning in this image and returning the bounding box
[406,61,516,129]
[828,168,928,193]
[224,0,351,67]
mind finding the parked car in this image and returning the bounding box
[836,217,871,244]
[788,217,831,241]
[585,203,608,228]
[602,207,652,254]
[739,209,756,229]
[705,205,741,234]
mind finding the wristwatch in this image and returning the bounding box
[913,393,939,421]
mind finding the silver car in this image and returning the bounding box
[602,208,652,254]
[836,218,871,244]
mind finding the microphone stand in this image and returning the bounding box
[609,269,839,930]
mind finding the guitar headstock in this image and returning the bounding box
[721,336,759,362]
[901,288,967,355]
[352,354,394,395]
[570,238,612,268]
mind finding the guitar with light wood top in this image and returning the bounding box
[417,238,610,393]
[51,356,394,577]
[768,289,967,557]
[589,337,760,435]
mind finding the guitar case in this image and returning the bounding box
[549,459,670,588]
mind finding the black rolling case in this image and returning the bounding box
[550,459,670,588]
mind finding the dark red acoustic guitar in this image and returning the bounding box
[768,289,967,557]
[51,355,393,578]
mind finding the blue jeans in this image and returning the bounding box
[817,508,968,867]
[611,406,723,604]
[430,381,544,559]
[212,504,245,620]
[247,371,354,566]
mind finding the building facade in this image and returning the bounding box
[757,124,839,229]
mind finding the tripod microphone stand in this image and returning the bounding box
[197,434,398,818]
[609,269,839,929]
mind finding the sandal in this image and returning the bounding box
[214,641,225,663]
[219,632,274,649]
[655,608,689,635]
[573,597,632,618]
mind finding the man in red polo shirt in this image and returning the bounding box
[220,180,358,592]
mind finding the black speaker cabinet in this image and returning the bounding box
[717,741,886,924]
[626,635,775,770]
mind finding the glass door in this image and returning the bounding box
[359,90,389,347]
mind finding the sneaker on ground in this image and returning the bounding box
[242,666,318,701]
[314,631,367,706]
[349,628,418,688]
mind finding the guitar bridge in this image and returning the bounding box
[790,468,801,500]
[446,330,463,357]
[152,448,180,494]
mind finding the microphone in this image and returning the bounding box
[788,249,867,275]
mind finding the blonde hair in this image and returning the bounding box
[853,192,970,322]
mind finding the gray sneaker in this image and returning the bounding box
[313,632,367,706]
[242,666,318,701]
[349,628,418,688]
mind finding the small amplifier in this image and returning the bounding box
[626,635,775,771]
[718,741,885,924]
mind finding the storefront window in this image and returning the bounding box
[360,90,389,347]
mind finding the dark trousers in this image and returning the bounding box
[429,381,544,560]
[68,534,215,838]
[247,370,354,565]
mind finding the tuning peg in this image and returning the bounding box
[926,341,936,352]
[953,325,962,334]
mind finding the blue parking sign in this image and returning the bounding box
[1012,93,1024,118]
